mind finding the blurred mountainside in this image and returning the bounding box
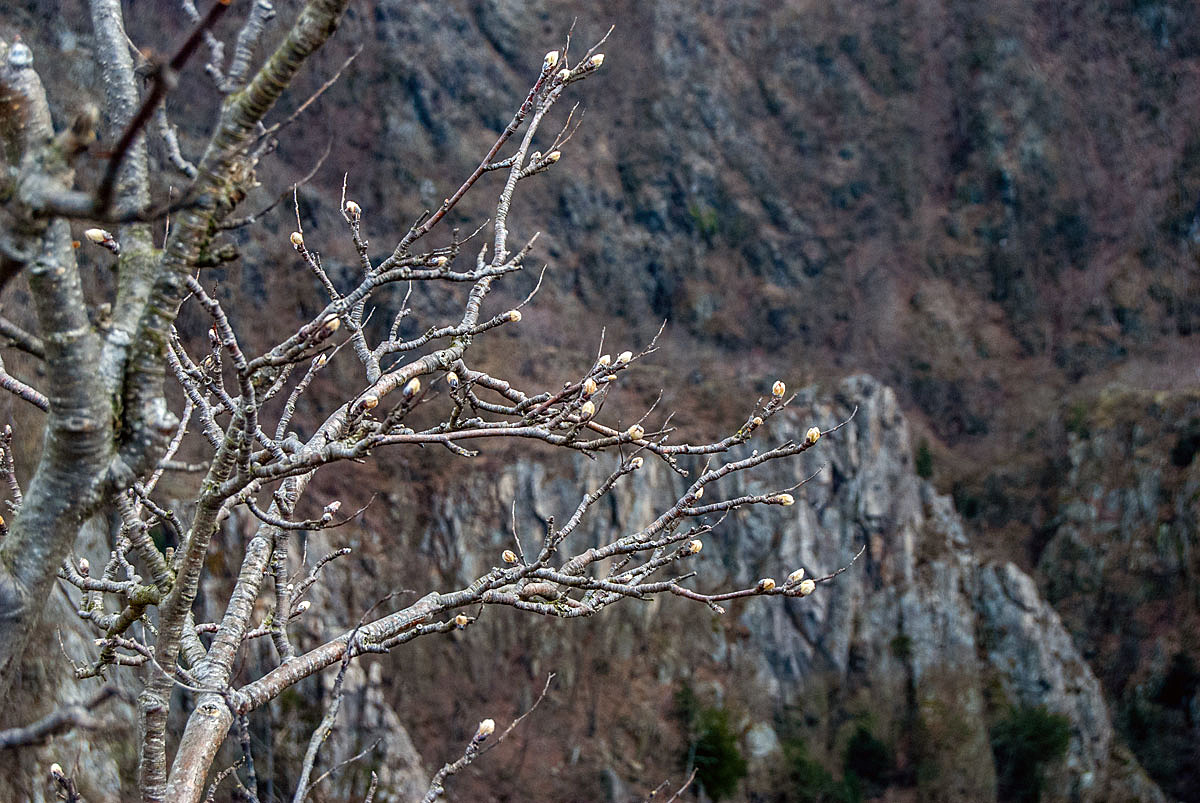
[3,0,1200,799]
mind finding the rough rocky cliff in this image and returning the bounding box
[344,376,1166,801]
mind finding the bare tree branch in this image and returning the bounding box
[0,686,129,748]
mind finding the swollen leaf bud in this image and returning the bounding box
[79,558,89,575]
[49,763,64,779]
[502,549,518,564]
[84,228,120,254]
[805,426,821,445]
[688,539,703,554]
[757,577,776,592]
[402,377,421,399]
[543,50,560,69]
[798,579,816,596]
[431,255,449,267]
[558,68,572,82]
[616,350,633,365]
[589,53,605,68]
[630,456,644,469]
[627,424,645,440]
[360,395,379,410]
[772,493,795,506]
[295,600,311,613]
[507,309,522,322]
[290,231,305,248]
[446,371,460,389]
[318,314,341,337]
[694,486,704,499]
[455,613,469,627]
[475,718,496,740]
[598,354,611,367]
[787,568,806,584]
[579,400,595,419]
[546,151,561,164]
[772,380,786,398]
[344,200,361,218]
[583,378,598,396]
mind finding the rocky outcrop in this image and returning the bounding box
[1037,388,1200,802]
[396,375,1165,801]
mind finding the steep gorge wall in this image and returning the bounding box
[342,376,1166,801]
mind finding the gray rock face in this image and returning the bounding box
[413,376,1165,801]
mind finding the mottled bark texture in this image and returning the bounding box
[0,42,112,706]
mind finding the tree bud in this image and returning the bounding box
[507,309,522,322]
[579,400,595,419]
[502,549,518,564]
[79,558,89,574]
[8,42,32,69]
[627,424,645,440]
[546,150,561,164]
[616,350,633,364]
[557,68,571,81]
[798,579,816,596]
[344,200,361,217]
[787,568,805,584]
[688,539,703,554]
[84,228,120,254]
[447,371,460,389]
[805,426,821,445]
[431,255,449,267]
[583,378,598,396]
[49,763,64,779]
[319,314,341,336]
[402,377,421,399]
[630,456,644,469]
[772,493,795,506]
[589,53,605,68]
[694,486,704,499]
[475,718,496,740]
[772,380,786,398]
[290,231,305,248]
[757,577,776,592]
[543,50,560,69]
[455,613,469,627]
[752,416,763,427]
[295,600,311,613]
[360,395,379,410]
[598,354,611,367]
